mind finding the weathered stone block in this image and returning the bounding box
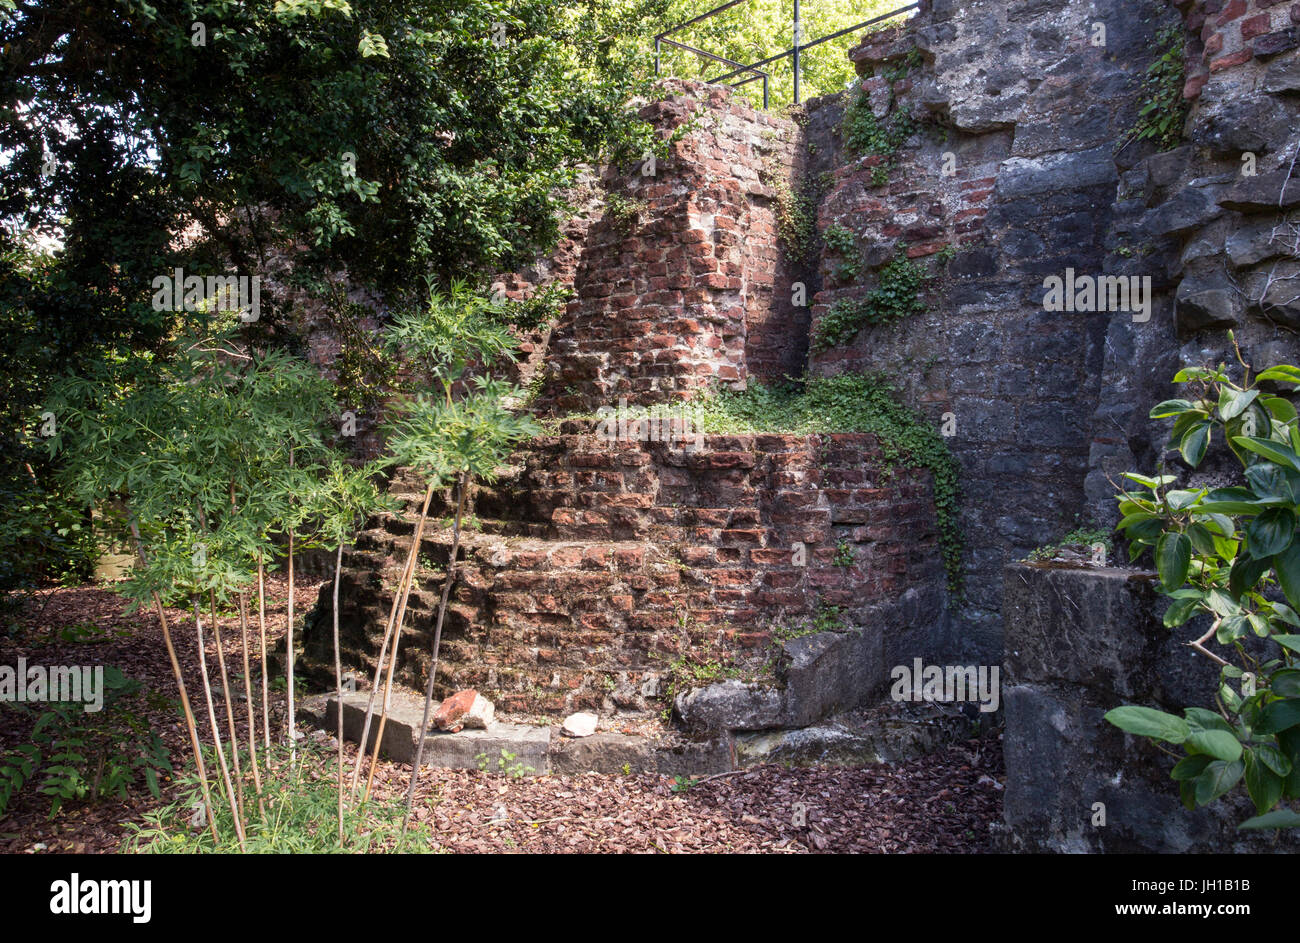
[1001,563,1297,853]
[1175,275,1243,331]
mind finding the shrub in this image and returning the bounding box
[1108,345,1300,828]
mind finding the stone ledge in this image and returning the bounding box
[323,690,735,776]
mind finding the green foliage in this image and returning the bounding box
[773,600,848,642]
[0,478,102,593]
[56,621,131,644]
[690,373,963,592]
[833,539,855,567]
[823,223,862,281]
[0,3,659,559]
[603,193,648,231]
[1025,527,1113,563]
[812,250,928,350]
[0,242,115,592]
[502,283,573,333]
[0,668,170,819]
[475,749,535,779]
[124,741,433,853]
[1,1,659,292]
[384,283,541,487]
[768,170,824,264]
[44,330,348,609]
[843,88,917,160]
[659,624,749,721]
[1123,23,1189,153]
[1108,347,1300,827]
[387,280,521,389]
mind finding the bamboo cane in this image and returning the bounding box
[401,472,468,838]
[192,598,247,850]
[331,541,345,842]
[287,447,297,760]
[237,590,266,819]
[128,521,219,845]
[257,555,270,757]
[349,479,435,798]
[210,591,246,823]
[363,480,437,801]
[230,484,264,810]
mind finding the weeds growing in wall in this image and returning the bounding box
[769,170,825,265]
[842,48,923,184]
[813,249,929,350]
[1121,23,1189,153]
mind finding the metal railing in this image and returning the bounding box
[654,0,920,107]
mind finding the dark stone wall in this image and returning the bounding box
[1001,563,1296,852]
[805,0,1299,662]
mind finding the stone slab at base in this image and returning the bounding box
[324,691,735,776]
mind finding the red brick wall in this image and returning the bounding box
[310,428,942,717]
[538,80,802,414]
[1182,0,1299,98]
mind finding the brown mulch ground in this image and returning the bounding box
[377,742,1004,854]
[1,583,1004,854]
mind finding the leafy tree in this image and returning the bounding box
[44,322,348,849]
[1108,340,1300,829]
[1,0,662,588]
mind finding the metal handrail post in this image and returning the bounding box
[793,0,801,105]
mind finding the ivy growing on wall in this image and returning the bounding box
[823,223,862,281]
[842,48,923,185]
[1122,23,1190,153]
[769,171,825,265]
[812,249,929,351]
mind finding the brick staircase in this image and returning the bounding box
[301,421,941,721]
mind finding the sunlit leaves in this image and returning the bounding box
[1110,351,1300,827]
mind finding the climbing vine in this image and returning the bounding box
[812,249,929,351]
[1122,23,1189,153]
[768,169,825,265]
[823,223,863,281]
[842,48,924,186]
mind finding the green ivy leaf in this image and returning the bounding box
[1237,809,1300,829]
[1150,399,1196,419]
[1244,751,1284,814]
[1232,436,1300,473]
[1255,365,1300,387]
[1218,387,1259,421]
[1186,729,1242,762]
[1246,509,1296,559]
[1277,545,1300,610]
[1171,754,1213,781]
[1194,759,1244,805]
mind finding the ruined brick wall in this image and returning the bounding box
[538,81,804,414]
[1184,0,1300,91]
[303,427,944,718]
[303,0,1299,719]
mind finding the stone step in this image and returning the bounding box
[323,690,733,775]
